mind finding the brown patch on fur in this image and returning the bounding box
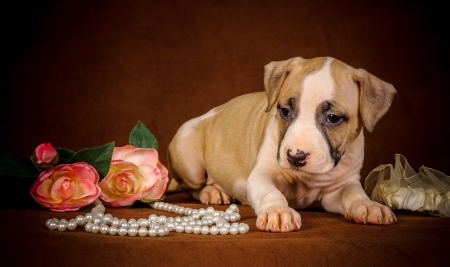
[271,57,330,158]
[315,59,363,161]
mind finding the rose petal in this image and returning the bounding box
[41,143,57,164]
[122,148,159,167]
[112,145,136,161]
[142,175,169,200]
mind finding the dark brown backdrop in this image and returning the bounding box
[1,0,449,188]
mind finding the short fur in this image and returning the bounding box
[167,56,397,232]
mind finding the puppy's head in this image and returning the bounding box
[264,57,396,174]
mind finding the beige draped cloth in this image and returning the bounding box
[364,154,450,217]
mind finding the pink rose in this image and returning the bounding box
[30,162,101,212]
[99,145,168,207]
[35,143,58,164]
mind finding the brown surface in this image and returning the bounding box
[1,192,449,267]
[1,1,450,266]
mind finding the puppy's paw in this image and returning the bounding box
[199,185,232,205]
[256,207,301,233]
[346,199,396,225]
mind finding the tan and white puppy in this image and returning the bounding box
[167,56,397,232]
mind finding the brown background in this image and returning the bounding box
[1,0,449,186]
[1,1,450,266]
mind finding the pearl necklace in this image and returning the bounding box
[45,201,249,237]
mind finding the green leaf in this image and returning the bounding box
[129,121,158,150]
[139,195,166,204]
[57,148,74,164]
[69,142,115,180]
[0,153,39,177]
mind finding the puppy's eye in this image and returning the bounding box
[280,107,290,117]
[326,114,342,124]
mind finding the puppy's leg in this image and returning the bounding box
[321,180,397,225]
[247,170,301,233]
[168,139,232,205]
[191,185,233,205]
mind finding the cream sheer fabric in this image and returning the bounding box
[364,154,450,217]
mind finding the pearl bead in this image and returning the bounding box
[75,215,85,225]
[166,222,175,231]
[198,208,206,216]
[235,213,241,221]
[111,218,120,227]
[48,221,58,231]
[185,208,193,216]
[67,219,78,230]
[97,205,106,213]
[163,226,169,235]
[229,214,237,222]
[158,215,167,224]
[118,226,128,236]
[46,219,55,227]
[137,218,149,227]
[84,213,93,223]
[128,218,136,225]
[229,204,238,211]
[148,228,157,237]
[229,226,239,235]
[93,217,102,225]
[184,225,193,234]
[238,223,249,234]
[201,226,210,235]
[192,225,201,234]
[57,223,67,232]
[178,207,185,214]
[100,224,109,234]
[59,219,68,224]
[216,220,225,227]
[222,214,230,222]
[157,228,166,237]
[175,225,184,233]
[206,207,215,214]
[219,226,229,235]
[148,214,157,223]
[103,214,113,224]
[127,227,138,237]
[138,227,147,237]
[91,224,100,234]
[92,211,104,218]
[162,203,169,211]
[108,226,118,235]
[209,226,219,235]
[167,204,174,212]
[85,222,94,232]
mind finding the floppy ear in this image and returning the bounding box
[264,57,305,112]
[352,68,397,132]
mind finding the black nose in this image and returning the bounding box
[287,150,308,168]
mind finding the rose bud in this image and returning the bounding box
[31,143,59,169]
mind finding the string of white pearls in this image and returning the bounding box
[45,201,249,237]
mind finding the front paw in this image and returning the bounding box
[256,207,301,233]
[346,199,397,225]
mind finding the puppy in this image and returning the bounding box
[167,56,397,232]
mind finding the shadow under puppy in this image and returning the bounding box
[167,56,397,232]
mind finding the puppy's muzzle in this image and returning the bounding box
[287,149,308,168]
